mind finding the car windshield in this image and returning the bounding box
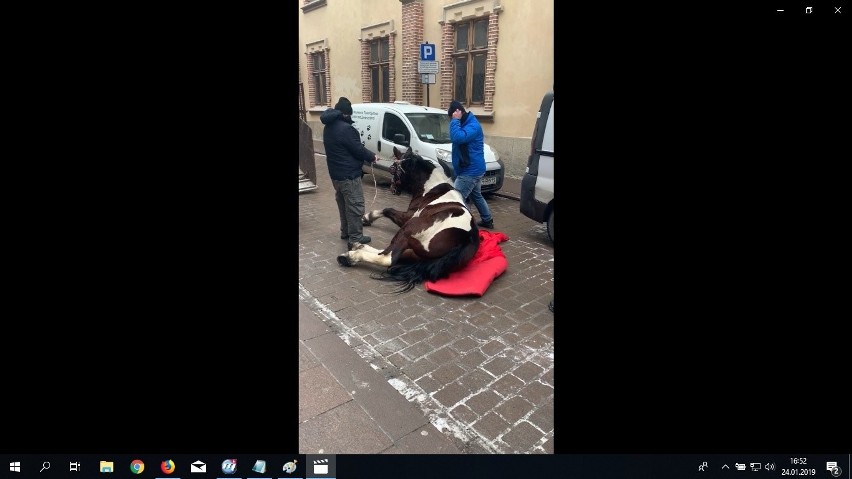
[405,113,451,144]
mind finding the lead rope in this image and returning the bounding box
[367,162,378,211]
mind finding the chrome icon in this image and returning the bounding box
[221,458,237,474]
[161,459,176,474]
[130,460,144,474]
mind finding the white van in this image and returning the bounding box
[350,101,505,194]
[520,91,554,242]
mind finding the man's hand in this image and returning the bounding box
[452,109,463,120]
[374,154,380,163]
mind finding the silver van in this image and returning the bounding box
[520,91,554,242]
[351,102,505,194]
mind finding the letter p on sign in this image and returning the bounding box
[420,43,435,61]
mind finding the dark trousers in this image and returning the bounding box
[332,177,366,242]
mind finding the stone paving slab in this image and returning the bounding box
[298,365,352,423]
[299,299,331,340]
[303,328,429,441]
[299,400,393,454]
[299,342,320,372]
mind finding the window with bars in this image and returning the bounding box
[369,37,390,103]
[311,51,327,106]
[452,18,488,106]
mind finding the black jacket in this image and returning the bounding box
[321,108,375,181]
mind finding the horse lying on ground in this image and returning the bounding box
[337,147,480,292]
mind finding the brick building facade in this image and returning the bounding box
[299,0,553,178]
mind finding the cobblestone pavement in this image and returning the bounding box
[299,153,554,454]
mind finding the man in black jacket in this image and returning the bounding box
[320,97,379,249]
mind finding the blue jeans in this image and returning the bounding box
[454,175,492,223]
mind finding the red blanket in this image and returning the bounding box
[424,230,509,296]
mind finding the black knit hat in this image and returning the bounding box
[334,97,353,115]
[447,100,465,117]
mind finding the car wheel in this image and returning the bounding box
[546,208,554,243]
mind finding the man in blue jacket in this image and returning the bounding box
[448,100,493,229]
[321,97,379,249]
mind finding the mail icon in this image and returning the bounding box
[191,461,206,473]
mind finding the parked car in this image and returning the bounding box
[350,101,505,194]
[520,91,554,242]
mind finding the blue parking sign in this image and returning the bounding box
[420,43,435,61]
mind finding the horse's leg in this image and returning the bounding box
[395,249,420,263]
[363,208,413,228]
[362,209,384,225]
[378,223,437,263]
[338,229,415,268]
[351,243,383,254]
[337,242,393,267]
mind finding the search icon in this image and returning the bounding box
[40,461,51,472]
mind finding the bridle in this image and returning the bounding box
[389,160,404,195]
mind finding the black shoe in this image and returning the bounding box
[347,236,371,250]
[477,219,494,229]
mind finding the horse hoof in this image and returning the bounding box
[337,254,353,267]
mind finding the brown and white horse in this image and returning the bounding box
[337,147,480,292]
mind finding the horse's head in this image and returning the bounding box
[389,146,435,196]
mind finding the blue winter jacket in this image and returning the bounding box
[449,111,486,177]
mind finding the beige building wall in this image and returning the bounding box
[299,0,553,179]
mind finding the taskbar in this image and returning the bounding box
[0,454,848,479]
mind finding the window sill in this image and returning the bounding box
[301,0,327,13]
[308,106,330,114]
[469,107,494,120]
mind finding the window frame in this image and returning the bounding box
[451,17,489,107]
[369,37,391,103]
[382,112,409,144]
[310,51,327,107]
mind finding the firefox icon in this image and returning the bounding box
[161,459,175,474]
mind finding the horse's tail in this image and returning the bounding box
[373,230,480,293]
